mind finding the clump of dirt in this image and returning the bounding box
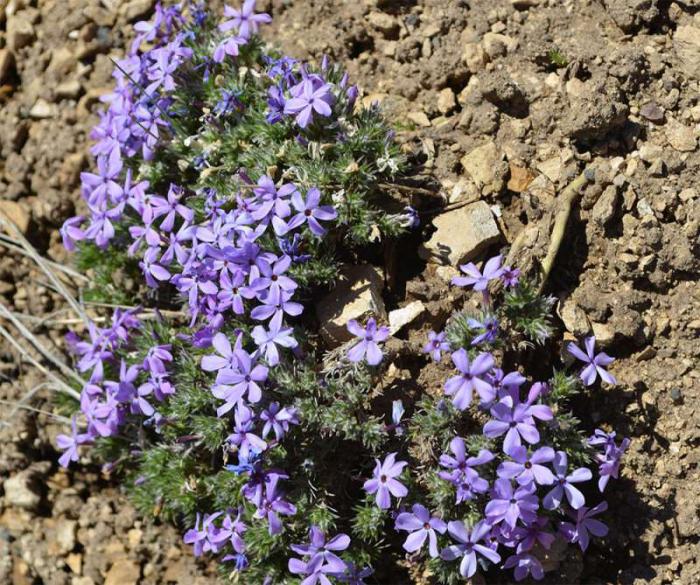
[1,0,699,583]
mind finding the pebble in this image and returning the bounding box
[3,471,41,511]
[121,0,155,22]
[55,79,82,100]
[673,25,700,80]
[407,111,431,127]
[367,12,399,37]
[461,140,506,195]
[29,98,57,119]
[0,48,15,84]
[670,387,682,403]
[104,559,140,585]
[0,200,31,233]
[389,301,426,334]
[437,88,457,115]
[640,102,664,123]
[462,42,488,73]
[6,13,35,51]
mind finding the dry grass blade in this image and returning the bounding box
[0,303,86,387]
[0,234,88,283]
[0,396,73,426]
[0,323,80,400]
[0,210,90,326]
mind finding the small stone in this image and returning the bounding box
[437,88,457,115]
[462,42,488,73]
[665,118,697,152]
[482,33,517,59]
[461,140,506,195]
[389,301,425,334]
[0,200,31,233]
[83,6,115,27]
[104,560,140,585]
[6,13,35,51]
[639,143,664,163]
[127,528,142,549]
[0,49,15,84]
[591,321,615,347]
[678,188,697,202]
[558,297,590,337]
[3,471,42,510]
[66,553,82,575]
[419,201,501,266]
[316,265,386,346]
[673,25,700,80]
[121,0,155,22]
[367,12,399,37]
[648,159,666,177]
[507,164,536,193]
[536,156,563,184]
[407,111,431,127]
[639,102,664,123]
[29,98,57,119]
[670,387,682,404]
[511,0,539,7]
[636,346,656,361]
[56,80,82,99]
[47,519,77,556]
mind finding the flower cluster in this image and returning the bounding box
[54,3,627,583]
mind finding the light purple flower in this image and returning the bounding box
[290,526,350,574]
[440,520,501,579]
[220,0,271,38]
[503,553,544,581]
[56,416,90,468]
[286,188,337,236]
[452,255,504,292]
[422,330,449,361]
[497,445,555,486]
[483,397,553,452]
[394,503,447,558]
[284,79,334,128]
[485,479,539,529]
[438,438,493,503]
[251,312,298,366]
[346,318,390,366]
[253,475,296,535]
[542,451,592,510]
[444,349,494,409]
[260,403,299,441]
[559,501,608,551]
[363,452,408,509]
[567,336,616,386]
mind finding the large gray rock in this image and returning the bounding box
[419,201,501,266]
[317,265,386,346]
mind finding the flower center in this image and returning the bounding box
[423,522,430,530]
[305,209,312,216]
[380,474,387,483]
[524,462,532,469]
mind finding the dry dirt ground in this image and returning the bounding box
[0,1,699,584]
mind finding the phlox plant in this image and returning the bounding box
[54,2,628,583]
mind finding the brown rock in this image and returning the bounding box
[674,25,700,80]
[418,201,502,265]
[437,88,457,115]
[104,560,140,585]
[121,0,155,22]
[665,117,697,152]
[0,49,15,84]
[461,140,507,195]
[316,265,387,346]
[367,12,399,38]
[6,13,35,51]
[507,163,536,193]
[0,200,31,234]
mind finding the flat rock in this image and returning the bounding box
[389,301,426,334]
[6,13,35,51]
[419,201,501,266]
[591,185,620,227]
[437,88,457,114]
[674,25,700,80]
[665,118,697,152]
[507,163,536,193]
[407,111,431,127]
[317,265,387,346]
[46,519,77,556]
[367,12,399,37]
[461,140,506,195]
[639,102,664,123]
[29,98,57,119]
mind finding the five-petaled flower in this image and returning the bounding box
[346,318,390,366]
[363,452,408,509]
[394,503,447,558]
[568,336,616,386]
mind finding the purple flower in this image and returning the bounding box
[260,403,299,441]
[290,526,350,574]
[363,452,408,509]
[251,312,298,366]
[288,556,333,585]
[250,288,304,322]
[210,508,247,554]
[201,332,241,373]
[394,503,447,558]
[452,255,504,292]
[60,216,86,251]
[444,349,495,409]
[485,478,539,529]
[213,350,268,415]
[285,188,337,237]
[226,404,267,458]
[440,520,501,579]
[467,315,499,346]
[337,562,373,585]
[497,445,555,487]
[511,516,555,554]
[220,0,271,39]
[542,451,592,510]
[589,430,629,492]
[80,149,123,206]
[501,265,520,288]
[213,34,246,63]
[483,397,553,452]
[143,344,173,373]
[438,438,493,503]
[252,474,296,535]
[284,78,333,128]
[488,368,527,402]
[56,417,90,468]
[568,336,616,386]
[184,513,221,557]
[346,318,390,366]
[503,553,544,581]
[150,184,194,232]
[560,501,608,551]
[422,330,449,361]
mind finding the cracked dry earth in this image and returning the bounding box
[0,0,699,584]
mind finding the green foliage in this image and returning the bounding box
[548,48,569,68]
[501,278,555,345]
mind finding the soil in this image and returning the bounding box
[0,1,698,584]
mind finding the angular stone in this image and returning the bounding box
[407,111,431,127]
[389,301,425,334]
[317,265,386,346]
[104,560,140,585]
[47,519,77,556]
[367,12,399,37]
[462,42,488,73]
[558,297,590,337]
[482,33,517,59]
[461,140,506,195]
[437,88,457,114]
[29,98,57,119]
[6,14,35,51]
[639,102,664,123]
[56,80,82,99]
[3,471,41,510]
[0,200,30,233]
[507,163,536,193]
[0,49,15,84]
[419,201,501,266]
[591,185,620,227]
